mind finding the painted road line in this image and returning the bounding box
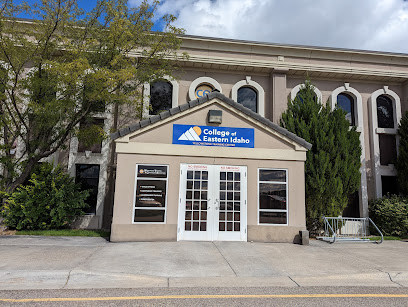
[1,294,408,302]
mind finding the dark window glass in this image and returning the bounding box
[379,134,397,165]
[258,169,288,224]
[259,212,287,224]
[77,118,104,153]
[31,69,57,104]
[83,79,105,113]
[259,183,287,210]
[259,170,286,182]
[134,209,165,223]
[296,89,317,103]
[381,176,398,196]
[377,95,394,128]
[150,81,172,115]
[75,164,100,214]
[337,93,355,126]
[237,87,257,113]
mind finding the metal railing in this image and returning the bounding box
[317,216,383,244]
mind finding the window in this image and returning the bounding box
[370,87,401,198]
[295,89,317,103]
[149,81,172,115]
[133,164,168,223]
[381,176,398,196]
[379,134,397,165]
[188,76,222,101]
[231,77,265,116]
[83,81,105,113]
[30,69,57,104]
[237,86,257,113]
[195,84,213,99]
[337,93,355,126]
[258,169,288,225]
[290,83,322,103]
[75,164,100,214]
[377,95,395,128]
[77,118,105,153]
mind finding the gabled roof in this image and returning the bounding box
[111,92,312,150]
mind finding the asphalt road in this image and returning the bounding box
[1,287,408,306]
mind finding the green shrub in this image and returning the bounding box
[1,163,89,230]
[369,195,408,237]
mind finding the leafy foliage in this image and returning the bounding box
[396,111,408,195]
[0,0,186,193]
[1,163,89,230]
[370,195,408,237]
[280,80,361,231]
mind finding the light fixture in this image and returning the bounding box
[208,110,222,124]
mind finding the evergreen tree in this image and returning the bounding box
[396,111,408,195]
[280,80,361,231]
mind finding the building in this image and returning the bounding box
[65,34,408,241]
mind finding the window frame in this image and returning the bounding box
[143,77,179,118]
[75,163,101,215]
[132,163,169,224]
[369,86,402,198]
[188,76,222,101]
[231,76,265,117]
[257,168,289,226]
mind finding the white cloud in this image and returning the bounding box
[129,0,408,53]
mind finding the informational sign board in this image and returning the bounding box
[172,124,254,148]
[134,164,168,223]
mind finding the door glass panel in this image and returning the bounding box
[219,170,241,232]
[184,169,208,232]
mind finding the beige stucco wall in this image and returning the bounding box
[111,153,305,243]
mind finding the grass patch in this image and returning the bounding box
[15,229,110,238]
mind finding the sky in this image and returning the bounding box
[16,0,408,54]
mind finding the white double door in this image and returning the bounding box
[178,164,247,241]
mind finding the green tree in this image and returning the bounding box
[280,80,361,231]
[396,111,408,195]
[0,0,186,193]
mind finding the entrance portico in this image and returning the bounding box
[110,92,311,243]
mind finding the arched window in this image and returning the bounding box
[149,81,173,115]
[231,77,265,116]
[337,93,355,126]
[290,83,322,102]
[370,87,402,198]
[188,76,222,101]
[295,88,317,103]
[377,95,394,128]
[237,86,257,113]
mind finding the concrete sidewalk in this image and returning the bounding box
[0,236,407,290]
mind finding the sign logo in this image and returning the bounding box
[173,124,254,148]
[178,126,202,141]
[195,84,213,98]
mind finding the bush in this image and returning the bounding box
[1,163,89,230]
[369,195,408,237]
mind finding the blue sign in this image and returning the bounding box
[172,124,254,148]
